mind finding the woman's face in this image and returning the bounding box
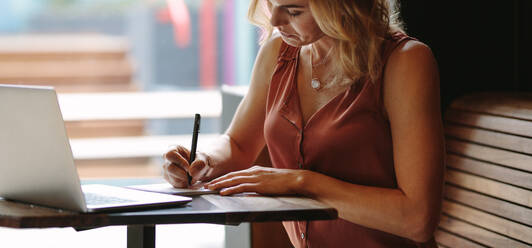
[267,0,325,47]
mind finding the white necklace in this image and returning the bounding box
[310,44,333,91]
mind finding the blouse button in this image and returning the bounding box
[301,232,305,240]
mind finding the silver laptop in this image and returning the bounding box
[0,84,192,212]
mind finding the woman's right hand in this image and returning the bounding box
[162,145,213,188]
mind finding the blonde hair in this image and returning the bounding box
[248,0,404,86]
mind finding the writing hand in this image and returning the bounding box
[163,145,216,188]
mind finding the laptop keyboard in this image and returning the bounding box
[84,192,137,206]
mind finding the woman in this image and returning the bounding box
[163,0,444,247]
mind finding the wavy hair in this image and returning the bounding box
[248,0,404,85]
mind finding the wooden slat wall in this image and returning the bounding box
[435,229,485,248]
[436,92,532,248]
[449,92,532,120]
[438,216,529,248]
[445,109,532,137]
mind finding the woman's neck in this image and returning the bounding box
[311,36,336,60]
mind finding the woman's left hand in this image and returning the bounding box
[205,165,307,196]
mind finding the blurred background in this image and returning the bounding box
[1,0,530,182]
[0,0,260,247]
[0,0,259,90]
[0,0,530,247]
[0,0,260,177]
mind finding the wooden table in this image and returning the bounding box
[0,179,337,248]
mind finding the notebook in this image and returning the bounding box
[127,182,219,196]
[0,84,192,212]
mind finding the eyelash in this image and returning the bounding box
[287,11,301,17]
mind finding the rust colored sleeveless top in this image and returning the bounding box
[264,33,419,247]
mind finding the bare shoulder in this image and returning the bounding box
[384,39,439,93]
[251,33,284,87]
[256,33,284,67]
[263,32,284,53]
[383,39,441,118]
[386,40,437,76]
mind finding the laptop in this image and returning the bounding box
[0,84,192,212]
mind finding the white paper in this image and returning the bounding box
[127,183,218,196]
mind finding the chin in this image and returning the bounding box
[280,35,303,47]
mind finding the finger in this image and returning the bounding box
[167,174,188,188]
[195,152,220,183]
[165,150,190,172]
[175,145,191,162]
[207,165,271,184]
[163,167,188,188]
[162,165,171,181]
[162,168,169,182]
[188,150,214,184]
[207,173,236,185]
[207,175,258,190]
[219,183,259,196]
[207,168,257,185]
[189,160,207,184]
[165,162,190,183]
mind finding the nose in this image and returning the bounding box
[269,7,287,27]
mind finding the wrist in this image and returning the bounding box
[293,169,317,197]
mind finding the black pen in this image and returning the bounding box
[188,113,201,185]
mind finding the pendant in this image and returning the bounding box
[311,78,321,90]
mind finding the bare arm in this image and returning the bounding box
[207,40,445,243]
[301,41,444,242]
[163,35,283,186]
[209,37,283,172]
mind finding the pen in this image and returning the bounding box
[188,113,201,185]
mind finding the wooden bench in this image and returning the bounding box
[435,92,532,248]
[245,92,532,248]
